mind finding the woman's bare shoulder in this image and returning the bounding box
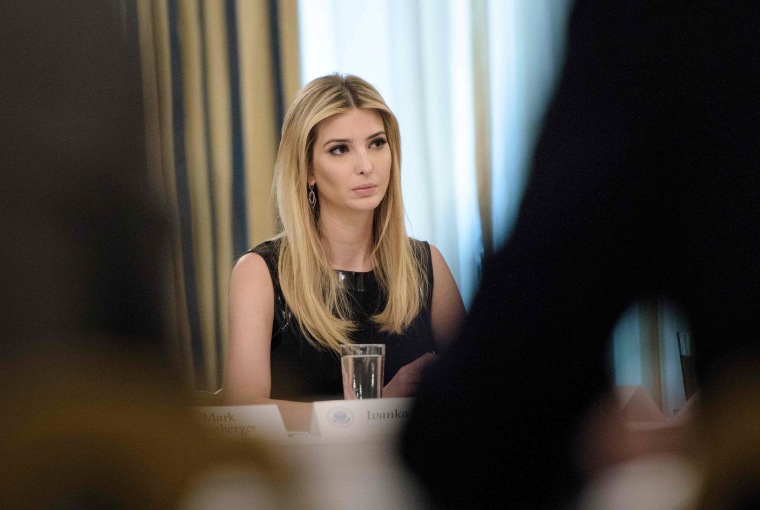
[231,252,272,289]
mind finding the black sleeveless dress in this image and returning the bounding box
[249,239,435,401]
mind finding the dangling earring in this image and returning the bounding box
[308,183,316,208]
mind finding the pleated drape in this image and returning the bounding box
[137,0,299,390]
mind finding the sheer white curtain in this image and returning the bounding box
[297,0,573,307]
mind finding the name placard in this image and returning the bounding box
[193,405,289,441]
[310,397,414,437]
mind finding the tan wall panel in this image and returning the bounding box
[277,0,301,109]
[237,0,278,247]
[179,0,217,389]
[472,0,493,255]
[137,0,194,383]
[203,0,233,375]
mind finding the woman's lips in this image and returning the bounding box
[352,184,376,196]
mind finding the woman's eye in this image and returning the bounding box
[329,144,349,155]
[370,138,387,149]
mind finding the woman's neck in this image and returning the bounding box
[318,212,375,272]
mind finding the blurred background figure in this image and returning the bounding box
[401,0,760,508]
[0,1,298,508]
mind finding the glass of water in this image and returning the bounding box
[341,344,385,399]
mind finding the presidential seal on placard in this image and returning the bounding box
[327,407,354,427]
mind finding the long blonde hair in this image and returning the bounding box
[273,74,426,352]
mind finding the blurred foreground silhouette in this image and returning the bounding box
[0,2,297,508]
[402,1,760,508]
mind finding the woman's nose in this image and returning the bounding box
[355,149,373,174]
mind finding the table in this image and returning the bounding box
[277,433,430,510]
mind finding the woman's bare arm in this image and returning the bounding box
[383,245,466,398]
[223,252,275,404]
[429,244,466,352]
[222,253,313,431]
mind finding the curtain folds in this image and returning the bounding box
[137,0,299,390]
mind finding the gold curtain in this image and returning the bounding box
[136,0,300,390]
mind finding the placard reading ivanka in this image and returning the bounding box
[311,397,414,437]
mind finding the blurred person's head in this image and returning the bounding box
[0,0,172,367]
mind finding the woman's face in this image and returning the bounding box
[309,108,391,219]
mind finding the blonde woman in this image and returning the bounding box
[224,74,465,407]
